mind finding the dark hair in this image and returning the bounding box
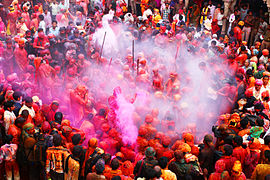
[15,117,26,126]
[111,158,120,170]
[37,28,44,33]
[98,109,106,117]
[223,144,233,156]
[72,145,82,157]
[112,176,121,180]
[264,135,270,145]
[6,135,13,144]
[24,96,33,103]
[54,112,63,124]
[53,134,62,146]
[71,134,81,145]
[38,14,44,20]
[246,69,253,76]
[158,157,168,169]
[145,167,156,179]
[21,109,29,118]
[179,15,183,20]
[4,101,14,110]
[13,91,22,101]
[52,20,57,24]
[224,135,234,146]
[103,153,112,165]
[256,117,264,127]
[240,119,248,129]
[233,135,243,146]
[265,150,270,162]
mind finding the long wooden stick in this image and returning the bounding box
[137,58,139,76]
[132,40,135,71]
[100,32,107,56]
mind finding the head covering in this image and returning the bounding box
[232,160,242,176]
[245,88,253,97]
[238,21,244,26]
[255,79,263,86]
[61,119,71,127]
[62,126,72,134]
[145,147,156,158]
[249,138,262,150]
[215,159,226,173]
[121,161,134,176]
[262,49,269,56]
[23,123,34,131]
[178,142,191,153]
[204,134,213,143]
[42,121,51,133]
[162,136,171,147]
[183,133,194,145]
[145,114,153,124]
[88,138,98,148]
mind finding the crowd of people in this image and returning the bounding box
[0,0,269,179]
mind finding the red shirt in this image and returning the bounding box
[33,36,49,49]
[232,146,247,166]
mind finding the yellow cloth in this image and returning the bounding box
[154,14,161,24]
[161,169,177,180]
[251,164,270,180]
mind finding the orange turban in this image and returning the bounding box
[232,160,242,176]
[178,143,191,153]
[121,161,134,176]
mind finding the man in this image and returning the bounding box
[19,97,35,119]
[13,91,22,117]
[168,150,201,179]
[252,79,263,101]
[260,135,270,164]
[233,21,244,45]
[199,134,215,175]
[46,134,70,180]
[33,28,50,55]
[162,3,170,22]
[262,25,270,50]
[0,4,7,26]
[14,39,28,72]
[64,145,82,180]
[251,150,270,180]
[219,144,237,174]
[254,18,268,44]
[86,159,106,180]
[16,17,28,34]
[200,3,209,27]
[158,157,177,180]
[165,72,180,97]
[47,101,59,122]
[7,117,25,145]
[134,147,158,178]
[0,135,20,180]
[232,135,247,166]
[4,101,16,134]
[38,15,46,34]
[242,10,253,43]
[83,138,104,178]
[49,20,60,37]
[261,75,270,93]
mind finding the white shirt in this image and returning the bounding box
[43,12,52,28]
[229,13,235,24]
[19,105,35,118]
[39,21,46,34]
[208,5,216,18]
[217,13,224,26]
[4,111,16,134]
[50,3,59,16]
